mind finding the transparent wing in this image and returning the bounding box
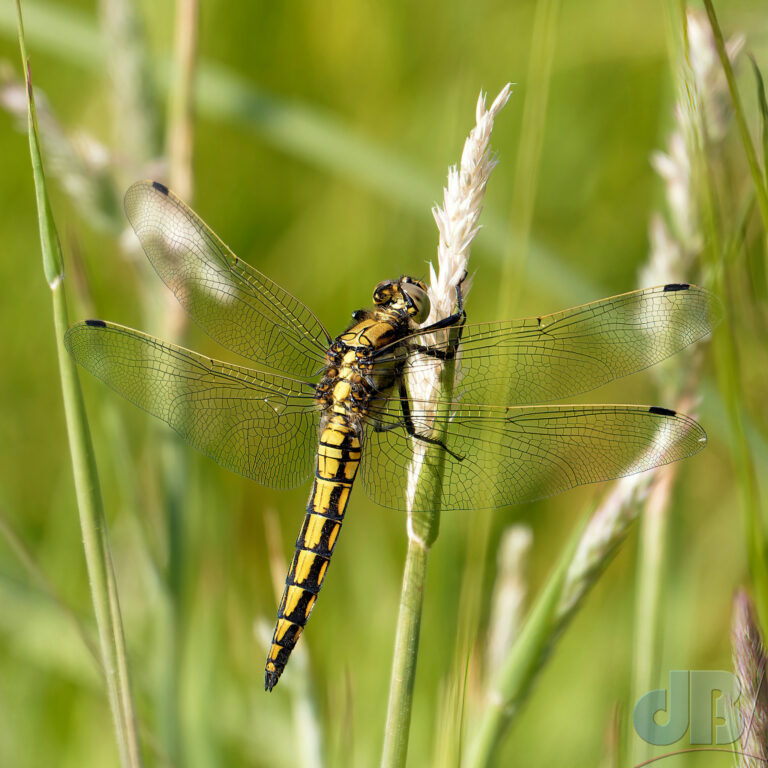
[65,320,320,489]
[379,284,720,406]
[361,396,706,511]
[124,181,331,376]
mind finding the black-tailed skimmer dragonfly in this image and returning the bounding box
[64,181,720,690]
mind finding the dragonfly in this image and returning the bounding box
[65,180,720,691]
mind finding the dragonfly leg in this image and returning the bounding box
[371,418,399,433]
[397,378,463,461]
[418,276,466,333]
[370,276,467,364]
[409,274,467,360]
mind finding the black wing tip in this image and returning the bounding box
[647,406,709,451]
[84,318,107,328]
[663,282,691,292]
[124,179,167,218]
[649,405,677,417]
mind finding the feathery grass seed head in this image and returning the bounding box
[405,84,511,522]
[486,525,533,677]
[732,588,768,767]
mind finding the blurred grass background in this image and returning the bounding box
[1,0,767,766]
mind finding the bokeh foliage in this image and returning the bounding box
[0,1,767,766]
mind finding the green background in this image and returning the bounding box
[0,1,766,766]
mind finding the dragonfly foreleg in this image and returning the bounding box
[397,378,464,462]
[370,415,400,433]
[408,275,467,360]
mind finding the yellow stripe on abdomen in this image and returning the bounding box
[265,415,361,691]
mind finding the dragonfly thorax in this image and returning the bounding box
[315,293,418,418]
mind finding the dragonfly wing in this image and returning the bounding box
[383,284,720,406]
[124,181,331,377]
[65,320,320,489]
[361,397,706,511]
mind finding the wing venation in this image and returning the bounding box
[361,398,706,511]
[124,181,330,376]
[380,284,720,406]
[65,320,320,489]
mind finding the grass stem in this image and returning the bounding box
[499,0,560,313]
[380,538,429,768]
[0,507,101,663]
[15,2,142,765]
[467,515,584,768]
[628,467,675,766]
[167,0,198,201]
[702,0,768,233]
[689,6,768,622]
[380,86,509,768]
[98,0,159,172]
[154,4,199,761]
[381,350,458,768]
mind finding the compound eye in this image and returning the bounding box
[402,282,430,323]
[373,280,394,305]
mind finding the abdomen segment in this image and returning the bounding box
[265,415,361,690]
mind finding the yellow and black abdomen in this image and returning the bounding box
[265,413,361,690]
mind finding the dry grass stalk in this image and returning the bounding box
[732,589,768,767]
[405,83,511,524]
[485,525,533,677]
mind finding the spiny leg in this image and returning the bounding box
[396,377,463,462]
[408,275,467,360]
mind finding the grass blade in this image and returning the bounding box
[498,0,561,315]
[0,1,599,306]
[14,2,142,766]
[467,513,585,768]
[750,55,768,183]
[166,0,198,201]
[98,0,160,170]
[0,507,101,663]
[702,0,768,232]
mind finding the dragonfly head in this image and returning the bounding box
[373,277,430,323]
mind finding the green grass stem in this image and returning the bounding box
[0,1,598,307]
[751,56,768,178]
[702,0,768,234]
[380,537,430,768]
[381,322,461,767]
[152,3,199,761]
[499,0,561,315]
[467,514,585,768]
[686,6,768,624]
[98,0,160,172]
[440,6,561,759]
[628,17,684,765]
[166,0,198,201]
[628,468,675,766]
[0,507,101,663]
[15,2,142,766]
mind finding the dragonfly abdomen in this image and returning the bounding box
[265,414,361,691]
